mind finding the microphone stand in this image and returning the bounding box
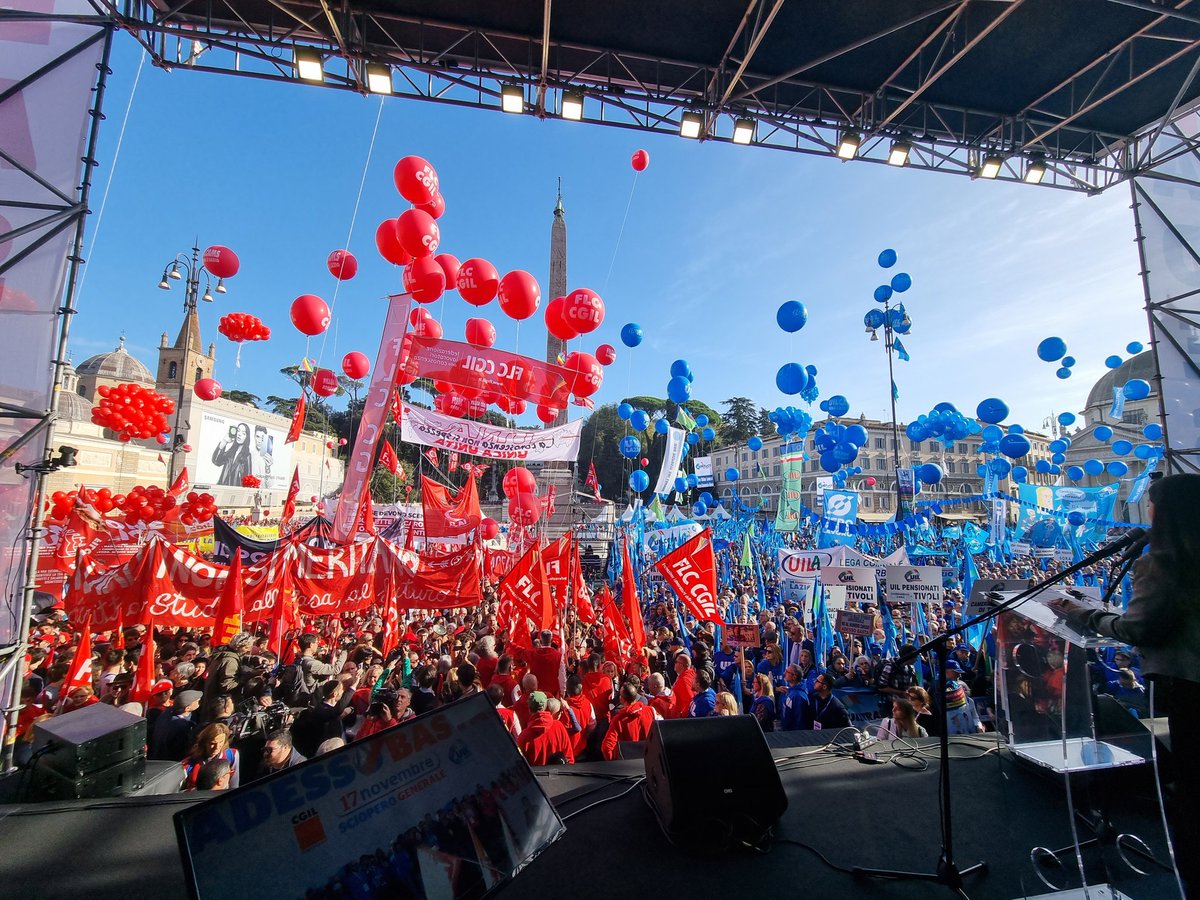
[852,531,1145,897]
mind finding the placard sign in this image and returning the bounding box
[965,578,1029,618]
[723,623,760,647]
[835,609,875,637]
[175,693,563,900]
[884,566,945,604]
[821,566,878,606]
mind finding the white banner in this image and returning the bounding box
[693,455,714,488]
[402,402,582,461]
[885,565,945,604]
[654,426,687,495]
[822,565,878,605]
[777,547,837,582]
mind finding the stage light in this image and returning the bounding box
[836,131,861,159]
[294,47,324,83]
[501,84,524,114]
[979,154,1004,179]
[680,112,703,139]
[888,140,911,167]
[1024,157,1046,184]
[732,117,755,145]
[561,91,583,121]
[365,64,392,95]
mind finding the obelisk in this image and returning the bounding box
[546,177,568,428]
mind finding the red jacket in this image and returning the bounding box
[476,655,499,689]
[517,711,574,765]
[601,701,657,761]
[489,673,520,707]
[524,645,563,697]
[565,694,595,758]
[582,672,614,723]
[671,669,695,719]
[649,694,674,721]
[495,705,520,739]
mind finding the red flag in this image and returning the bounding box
[542,531,573,613]
[424,448,439,468]
[572,540,596,625]
[268,575,299,660]
[378,439,400,475]
[62,617,94,700]
[542,484,557,518]
[358,492,377,536]
[447,451,459,472]
[280,466,301,526]
[381,598,400,659]
[654,528,721,624]
[420,474,481,538]
[585,462,601,500]
[110,605,125,650]
[168,467,189,498]
[286,393,307,444]
[130,622,156,705]
[621,537,646,652]
[213,553,245,646]
[597,585,632,666]
[498,543,553,631]
[390,389,404,426]
[157,453,165,464]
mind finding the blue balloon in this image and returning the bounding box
[702,426,716,441]
[1008,424,1025,434]
[806,364,818,376]
[981,425,1003,442]
[873,285,893,303]
[1127,342,1144,354]
[976,397,1008,424]
[1035,459,1052,474]
[989,458,1012,477]
[1049,464,1062,476]
[695,414,709,427]
[891,272,912,293]
[1011,466,1028,483]
[655,418,670,435]
[630,410,650,432]
[670,359,692,380]
[1143,423,1163,441]
[1037,337,1067,362]
[1056,367,1072,379]
[629,470,649,493]
[1105,355,1123,369]
[686,432,699,445]
[1067,511,1086,527]
[906,422,928,442]
[844,424,868,446]
[918,463,944,485]
[999,433,1031,459]
[1111,439,1133,455]
[1134,444,1154,460]
[776,363,809,395]
[748,436,763,451]
[725,467,740,482]
[699,492,714,507]
[1094,425,1113,442]
[617,402,633,420]
[1107,461,1129,477]
[1062,356,1076,367]
[832,441,858,463]
[976,464,989,477]
[1058,412,1076,426]
[864,309,885,330]
[1052,453,1065,464]
[776,300,809,333]
[826,395,850,418]
[1123,379,1150,401]
[667,375,692,404]
[1048,440,1067,454]
[1083,458,1104,476]
[878,248,897,268]
[619,436,641,459]
[620,322,643,348]
[692,501,707,517]
[1066,465,1084,481]
[674,477,687,493]
[819,453,839,473]
[686,474,699,489]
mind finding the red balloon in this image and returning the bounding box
[311,368,339,397]
[291,294,330,336]
[456,258,499,306]
[203,245,240,278]
[596,343,617,365]
[480,517,499,540]
[866,476,877,487]
[508,493,541,526]
[339,438,348,446]
[327,249,358,280]
[194,377,222,401]
[640,457,649,466]
[434,253,461,286]
[466,398,488,418]
[375,218,412,266]
[564,287,604,334]
[310,496,318,502]
[464,317,496,348]
[502,466,537,498]
[564,351,604,398]
[326,441,335,449]
[404,256,446,304]
[444,394,469,418]
[395,208,440,259]
[631,149,650,172]
[497,270,541,321]
[342,351,370,379]
[544,296,578,341]
[155,434,168,445]
[416,192,446,219]
[393,156,439,205]
[536,404,560,424]
[413,315,443,339]
[409,306,432,326]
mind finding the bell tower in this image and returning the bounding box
[155,305,216,395]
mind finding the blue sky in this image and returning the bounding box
[71,36,1150,436]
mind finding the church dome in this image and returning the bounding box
[75,337,155,386]
[56,388,94,422]
[1084,351,1157,411]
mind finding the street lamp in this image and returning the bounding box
[157,244,227,485]
[863,293,914,521]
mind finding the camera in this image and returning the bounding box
[229,698,296,740]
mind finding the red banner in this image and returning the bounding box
[280,466,300,526]
[378,440,400,475]
[286,392,306,444]
[420,474,481,539]
[620,537,646,651]
[498,543,552,631]
[654,528,721,624]
[401,336,581,408]
[542,531,572,613]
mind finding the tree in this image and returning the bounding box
[578,403,627,502]
[224,390,260,407]
[721,397,758,444]
[263,396,331,436]
[757,407,775,437]
[370,466,407,503]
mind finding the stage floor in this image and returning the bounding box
[0,735,1180,899]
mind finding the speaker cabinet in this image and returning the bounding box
[643,716,787,850]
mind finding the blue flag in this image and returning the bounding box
[894,338,910,362]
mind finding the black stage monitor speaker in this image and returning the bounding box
[31,702,146,778]
[643,716,787,851]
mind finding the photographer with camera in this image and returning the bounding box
[279,632,347,708]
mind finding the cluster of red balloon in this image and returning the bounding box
[502,466,540,526]
[180,491,218,525]
[121,484,179,524]
[241,475,262,488]
[47,489,83,520]
[92,383,175,444]
[217,312,270,343]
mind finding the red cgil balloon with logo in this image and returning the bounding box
[202,245,240,278]
[393,156,439,206]
[311,368,339,397]
[456,258,499,306]
[544,296,578,341]
[631,149,650,172]
[395,208,440,259]
[536,404,560,424]
[375,218,412,266]
[502,466,537,498]
[564,351,603,398]
[497,269,541,321]
[508,493,541,526]
[291,294,331,336]
[342,351,370,379]
[413,315,443,339]
[466,397,488,418]
[564,288,604,334]
[404,256,445,304]
[464,317,496,349]
[416,192,446,220]
[480,517,499,540]
[434,253,460,286]
[327,249,358,280]
[194,377,222,401]
[596,343,617,365]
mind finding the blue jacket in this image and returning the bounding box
[780,683,811,730]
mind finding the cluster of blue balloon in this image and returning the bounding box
[617,402,653,433]
[863,305,911,336]
[812,417,869,473]
[666,358,694,405]
[670,476,718,518]
[1104,341,1145,369]
[768,406,813,438]
[1060,420,1165,482]
[874,248,912,300]
[904,401,980,449]
[776,362,819,402]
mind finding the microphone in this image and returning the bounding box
[1112,529,1150,569]
[1074,527,1147,570]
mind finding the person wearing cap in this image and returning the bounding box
[943,660,984,734]
[151,689,203,761]
[516,691,574,765]
[600,682,657,761]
